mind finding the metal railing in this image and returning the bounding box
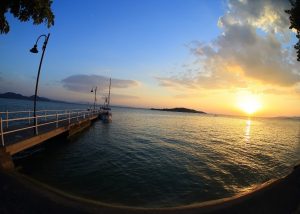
[0,109,101,147]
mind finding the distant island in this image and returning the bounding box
[150,107,206,114]
[0,92,62,103]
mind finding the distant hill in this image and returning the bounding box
[0,92,58,102]
[150,107,206,114]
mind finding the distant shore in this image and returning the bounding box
[150,107,206,114]
[0,92,70,104]
[1,164,300,213]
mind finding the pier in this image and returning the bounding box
[0,109,101,170]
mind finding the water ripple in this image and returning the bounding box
[13,106,300,207]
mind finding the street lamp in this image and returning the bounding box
[30,33,50,135]
[91,86,97,110]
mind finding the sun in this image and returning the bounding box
[237,93,262,115]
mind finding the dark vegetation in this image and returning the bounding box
[286,0,300,61]
[150,107,206,114]
[0,0,54,34]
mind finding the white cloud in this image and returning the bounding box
[156,0,300,90]
[62,74,139,92]
[111,93,139,100]
[226,0,290,34]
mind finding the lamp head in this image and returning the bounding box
[30,45,38,53]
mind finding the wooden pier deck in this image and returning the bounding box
[0,109,101,170]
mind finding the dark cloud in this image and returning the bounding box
[61,74,139,92]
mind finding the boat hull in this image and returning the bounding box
[99,111,112,123]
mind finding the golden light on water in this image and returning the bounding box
[236,92,262,115]
[245,119,251,143]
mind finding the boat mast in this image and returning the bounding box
[108,78,111,107]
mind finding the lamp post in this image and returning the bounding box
[91,87,97,110]
[30,33,50,135]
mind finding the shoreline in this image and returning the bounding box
[1,165,300,213]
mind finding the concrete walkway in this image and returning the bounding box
[0,165,300,214]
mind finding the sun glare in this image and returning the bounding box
[237,93,262,115]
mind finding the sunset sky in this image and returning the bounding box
[0,0,299,117]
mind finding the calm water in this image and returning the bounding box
[1,98,300,207]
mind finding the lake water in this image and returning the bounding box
[1,98,300,207]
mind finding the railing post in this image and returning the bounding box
[35,116,38,135]
[6,110,8,128]
[28,111,31,125]
[1,117,4,147]
[77,112,79,122]
[44,111,47,121]
[56,113,58,128]
[69,112,71,125]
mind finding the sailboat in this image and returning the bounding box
[99,78,112,123]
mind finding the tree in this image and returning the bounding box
[0,0,54,34]
[286,0,300,61]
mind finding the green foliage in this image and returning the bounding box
[0,0,54,34]
[286,0,300,61]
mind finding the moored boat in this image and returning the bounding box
[99,107,112,122]
[99,78,112,123]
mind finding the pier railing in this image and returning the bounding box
[0,109,101,147]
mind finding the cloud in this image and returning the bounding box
[261,88,287,95]
[111,93,139,100]
[195,23,299,86]
[156,76,198,89]
[173,93,202,99]
[224,0,290,34]
[61,74,139,92]
[157,0,300,90]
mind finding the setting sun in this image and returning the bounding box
[237,93,262,115]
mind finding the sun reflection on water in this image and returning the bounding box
[245,119,251,143]
[14,106,300,207]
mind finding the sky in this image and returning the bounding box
[0,0,299,117]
